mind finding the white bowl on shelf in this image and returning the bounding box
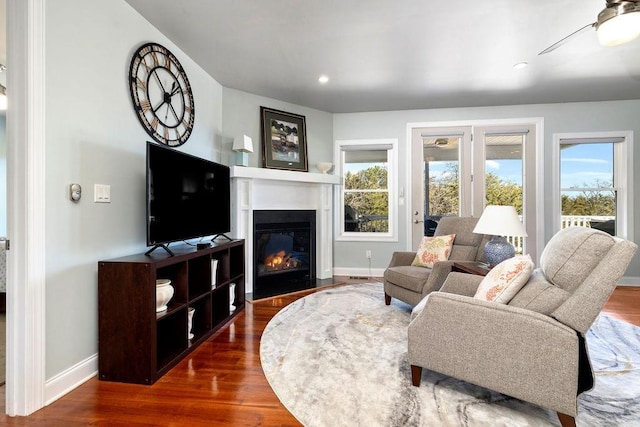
[156,279,174,312]
[316,162,333,174]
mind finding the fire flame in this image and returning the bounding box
[262,250,300,271]
[264,250,287,268]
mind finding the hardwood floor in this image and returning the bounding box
[0,280,637,426]
[600,286,640,326]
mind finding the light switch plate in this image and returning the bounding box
[94,184,111,203]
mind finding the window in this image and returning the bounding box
[552,132,634,240]
[335,139,398,241]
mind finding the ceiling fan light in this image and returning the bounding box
[596,3,640,47]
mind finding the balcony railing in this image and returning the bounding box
[507,215,614,253]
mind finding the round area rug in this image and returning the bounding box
[260,283,640,427]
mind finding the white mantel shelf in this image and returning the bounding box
[231,166,340,185]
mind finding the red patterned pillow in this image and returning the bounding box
[474,255,534,304]
[411,234,456,268]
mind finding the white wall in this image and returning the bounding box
[333,99,640,277]
[0,114,5,236]
[222,87,334,171]
[43,0,223,379]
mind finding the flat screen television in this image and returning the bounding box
[146,142,231,253]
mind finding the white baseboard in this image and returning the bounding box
[333,267,385,279]
[45,353,98,406]
[618,276,640,287]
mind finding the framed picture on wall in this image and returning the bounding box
[260,106,308,172]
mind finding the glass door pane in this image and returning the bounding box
[411,126,471,248]
[423,136,461,235]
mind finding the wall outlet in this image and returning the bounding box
[366,250,372,259]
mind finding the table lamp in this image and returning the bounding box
[473,205,527,267]
[232,135,253,167]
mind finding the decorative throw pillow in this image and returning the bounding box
[411,234,456,268]
[474,254,534,304]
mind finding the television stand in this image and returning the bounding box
[98,239,246,384]
[145,243,175,256]
[211,233,232,241]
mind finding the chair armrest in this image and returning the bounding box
[438,272,484,296]
[408,292,580,416]
[387,251,416,268]
[421,260,456,295]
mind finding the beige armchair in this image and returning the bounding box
[383,216,489,306]
[408,226,638,426]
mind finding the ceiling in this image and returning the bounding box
[123,0,640,113]
[5,1,640,114]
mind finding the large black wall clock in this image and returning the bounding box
[129,42,195,146]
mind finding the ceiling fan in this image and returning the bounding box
[539,0,640,55]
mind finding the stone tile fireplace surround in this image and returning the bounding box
[230,167,340,296]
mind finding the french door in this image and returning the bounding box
[410,122,538,260]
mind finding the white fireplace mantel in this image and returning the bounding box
[230,167,340,294]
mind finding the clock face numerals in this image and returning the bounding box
[129,43,195,146]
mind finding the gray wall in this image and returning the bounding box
[333,100,640,277]
[43,0,223,379]
[222,87,334,171]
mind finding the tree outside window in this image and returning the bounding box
[343,152,389,233]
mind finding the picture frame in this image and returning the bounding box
[260,106,308,172]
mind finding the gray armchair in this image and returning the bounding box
[408,226,638,426]
[383,216,489,306]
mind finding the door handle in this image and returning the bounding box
[413,219,424,224]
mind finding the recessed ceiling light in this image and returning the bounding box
[318,75,329,84]
[513,62,528,70]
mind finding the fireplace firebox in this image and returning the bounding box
[253,210,316,300]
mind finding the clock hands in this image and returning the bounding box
[164,82,178,123]
[151,80,180,122]
[151,69,167,95]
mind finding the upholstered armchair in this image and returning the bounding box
[408,226,638,426]
[383,216,490,306]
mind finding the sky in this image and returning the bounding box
[343,143,614,192]
[428,142,613,189]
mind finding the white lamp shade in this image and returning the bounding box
[597,11,640,46]
[473,205,527,237]
[233,134,253,153]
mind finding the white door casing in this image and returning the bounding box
[5,0,47,416]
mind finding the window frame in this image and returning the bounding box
[334,138,398,242]
[551,131,634,240]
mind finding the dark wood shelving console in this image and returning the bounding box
[98,239,245,385]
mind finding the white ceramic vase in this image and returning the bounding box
[156,279,174,312]
[211,259,219,289]
[187,307,195,339]
[229,283,236,311]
